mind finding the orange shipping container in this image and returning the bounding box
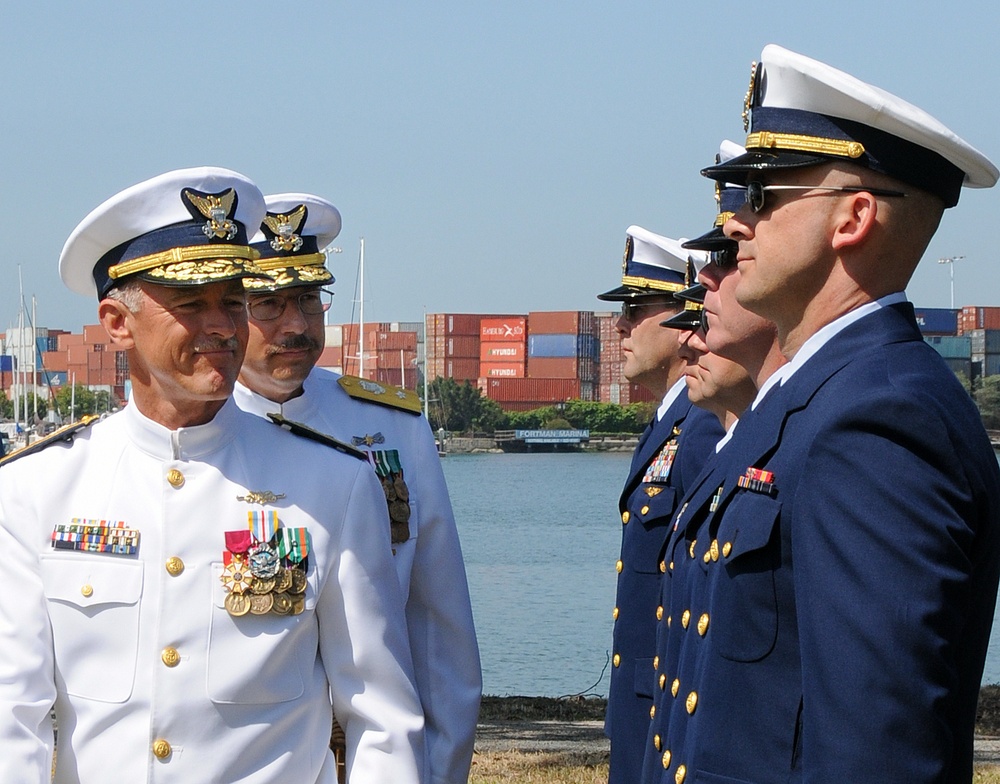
[42,351,68,373]
[446,336,480,357]
[527,356,578,379]
[316,346,342,368]
[83,324,111,345]
[57,333,86,350]
[528,310,595,336]
[479,362,526,378]
[481,377,582,403]
[374,331,418,351]
[959,306,1000,333]
[480,317,527,342]
[447,359,481,381]
[480,342,525,362]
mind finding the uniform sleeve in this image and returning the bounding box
[405,422,482,784]
[0,476,57,782]
[792,391,994,782]
[317,460,425,783]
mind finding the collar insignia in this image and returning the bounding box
[262,204,308,253]
[237,490,287,505]
[360,380,387,395]
[182,187,239,240]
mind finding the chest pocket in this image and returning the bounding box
[39,555,143,703]
[624,486,676,574]
[206,562,314,705]
[710,491,781,662]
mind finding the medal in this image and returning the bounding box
[291,595,305,616]
[272,592,293,615]
[225,592,251,616]
[381,476,397,502]
[249,593,275,615]
[251,576,276,595]
[276,568,293,593]
[289,567,308,595]
[248,542,280,579]
[221,559,253,595]
[392,475,409,502]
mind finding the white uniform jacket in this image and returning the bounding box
[0,399,424,784]
[235,369,481,784]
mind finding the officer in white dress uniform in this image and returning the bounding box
[0,168,424,783]
[233,193,481,784]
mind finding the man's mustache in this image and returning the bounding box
[266,335,321,355]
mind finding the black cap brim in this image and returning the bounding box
[674,283,705,305]
[660,310,703,330]
[681,227,731,252]
[597,285,677,302]
[701,150,832,184]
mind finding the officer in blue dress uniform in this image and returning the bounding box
[597,227,724,784]
[643,45,1000,784]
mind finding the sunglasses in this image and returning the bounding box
[745,180,906,214]
[709,245,738,271]
[620,299,672,322]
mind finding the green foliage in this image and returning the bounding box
[1,392,48,421]
[53,385,113,419]
[426,378,496,433]
[976,375,1000,430]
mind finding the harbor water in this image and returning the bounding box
[445,451,1000,696]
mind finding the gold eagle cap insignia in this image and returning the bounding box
[182,187,239,240]
[262,204,308,253]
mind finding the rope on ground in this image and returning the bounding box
[556,651,610,700]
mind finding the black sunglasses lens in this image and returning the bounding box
[747,181,765,212]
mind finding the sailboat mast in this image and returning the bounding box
[359,237,365,380]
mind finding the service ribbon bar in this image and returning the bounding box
[248,509,278,544]
[51,519,139,555]
[737,467,777,496]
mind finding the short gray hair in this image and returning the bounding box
[105,280,144,312]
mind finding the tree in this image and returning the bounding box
[53,385,115,419]
[426,378,494,433]
[1,392,48,422]
[976,375,1000,430]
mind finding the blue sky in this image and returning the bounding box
[2,1,997,333]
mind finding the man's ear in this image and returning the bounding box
[98,298,136,350]
[830,191,878,252]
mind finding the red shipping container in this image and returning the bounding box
[480,342,525,362]
[480,317,527,342]
[528,310,595,336]
[527,356,579,379]
[481,377,582,403]
[83,324,111,344]
[67,345,90,365]
[446,336,480,357]
[376,349,418,369]
[960,306,1000,332]
[42,351,68,372]
[374,331,418,351]
[447,359,480,381]
[316,346,342,368]
[480,362,526,378]
[57,333,86,350]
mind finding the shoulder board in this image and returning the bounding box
[337,375,422,415]
[267,413,368,461]
[0,415,101,468]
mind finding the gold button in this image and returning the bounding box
[654,734,661,751]
[641,505,650,515]
[152,739,172,759]
[659,674,666,689]
[165,557,184,576]
[649,705,656,719]
[80,584,93,598]
[161,647,180,667]
[688,540,697,558]
[656,605,663,621]
[671,678,679,697]
[662,749,671,768]
[616,559,623,573]
[613,653,621,667]
[686,691,698,714]
[612,606,619,620]
[698,613,710,636]
[659,560,666,573]
[703,549,711,564]
[167,469,184,488]
[622,510,630,524]
[668,560,674,571]
[710,539,720,562]
[675,764,687,784]
[722,541,732,557]
[652,656,659,670]
[667,614,672,628]
[681,609,691,629]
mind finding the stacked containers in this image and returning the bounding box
[526,310,597,401]
[969,329,1000,378]
[958,306,1000,335]
[925,335,972,379]
[341,322,420,389]
[425,313,481,382]
[479,316,527,378]
[913,308,958,337]
[595,311,656,405]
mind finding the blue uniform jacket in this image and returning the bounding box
[607,385,723,784]
[643,303,1000,784]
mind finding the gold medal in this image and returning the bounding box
[249,593,274,615]
[389,500,411,524]
[276,568,293,593]
[272,592,293,615]
[381,476,397,502]
[390,521,410,545]
[251,577,276,594]
[291,595,305,615]
[225,591,251,616]
[392,476,409,502]
[221,560,254,595]
[289,568,308,595]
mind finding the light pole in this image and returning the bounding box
[937,256,965,309]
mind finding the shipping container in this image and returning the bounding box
[479,363,526,378]
[959,306,1000,334]
[0,356,12,372]
[447,359,481,381]
[527,356,579,379]
[446,336,481,357]
[316,346,343,368]
[391,322,425,342]
[57,333,86,350]
[967,329,1000,355]
[913,308,958,336]
[41,351,68,372]
[324,325,343,348]
[480,342,526,361]
[481,377,582,403]
[924,335,971,360]
[375,348,418,369]
[480,317,527,342]
[83,324,111,345]
[528,334,577,358]
[528,310,595,335]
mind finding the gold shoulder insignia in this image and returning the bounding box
[337,375,422,415]
[0,415,101,468]
[267,413,367,460]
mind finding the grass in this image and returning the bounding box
[469,750,608,783]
